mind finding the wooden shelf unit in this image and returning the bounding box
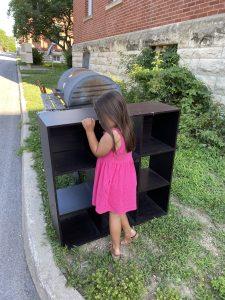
[38,101,180,246]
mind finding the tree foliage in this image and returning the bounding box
[8,0,73,51]
[0,29,16,52]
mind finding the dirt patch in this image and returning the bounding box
[120,244,136,260]
[145,275,160,300]
[141,235,163,256]
[80,236,109,253]
[200,233,219,256]
[171,283,194,299]
[172,197,221,257]
[172,196,214,229]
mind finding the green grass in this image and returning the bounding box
[172,136,225,224]
[20,66,225,299]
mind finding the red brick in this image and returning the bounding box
[73,0,225,43]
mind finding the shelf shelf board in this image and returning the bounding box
[142,137,174,155]
[61,212,101,247]
[135,193,167,224]
[139,168,169,192]
[57,181,93,217]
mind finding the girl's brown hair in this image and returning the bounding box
[93,91,136,152]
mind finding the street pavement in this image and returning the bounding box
[0,53,39,300]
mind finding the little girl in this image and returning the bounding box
[82,91,138,259]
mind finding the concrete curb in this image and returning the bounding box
[17,64,84,300]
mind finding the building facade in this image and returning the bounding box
[72,0,225,104]
[18,36,65,63]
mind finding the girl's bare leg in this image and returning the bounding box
[121,214,137,243]
[109,212,121,255]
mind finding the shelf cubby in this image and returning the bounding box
[53,150,96,175]
[135,192,167,224]
[89,209,110,235]
[57,181,93,218]
[38,101,180,247]
[61,211,101,247]
[142,137,174,156]
[138,168,169,192]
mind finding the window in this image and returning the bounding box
[82,50,90,69]
[52,55,61,62]
[86,0,93,17]
[106,0,123,10]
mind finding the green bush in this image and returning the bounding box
[84,263,146,300]
[211,275,225,299]
[120,46,225,152]
[63,48,72,68]
[32,48,44,65]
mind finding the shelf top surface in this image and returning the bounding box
[37,101,180,128]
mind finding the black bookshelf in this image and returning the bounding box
[38,101,180,246]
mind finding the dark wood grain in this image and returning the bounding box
[38,101,180,128]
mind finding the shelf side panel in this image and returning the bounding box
[132,115,143,154]
[39,123,62,241]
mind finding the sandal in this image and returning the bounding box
[121,228,139,245]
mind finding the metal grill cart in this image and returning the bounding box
[37,101,180,247]
[37,67,122,111]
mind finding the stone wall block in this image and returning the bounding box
[195,74,216,91]
[197,59,225,76]
[221,47,225,58]
[178,48,195,59]
[179,58,200,72]
[214,77,225,96]
[213,94,225,105]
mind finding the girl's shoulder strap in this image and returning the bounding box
[112,127,125,150]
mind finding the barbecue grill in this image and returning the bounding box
[39,67,122,110]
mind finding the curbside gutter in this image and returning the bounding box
[17,64,84,300]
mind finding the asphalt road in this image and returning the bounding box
[0,53,39,300]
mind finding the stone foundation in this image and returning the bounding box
[72,13,225,105]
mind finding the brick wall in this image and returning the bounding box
[73,0,225,44]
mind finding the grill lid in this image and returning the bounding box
[57,68,121,108]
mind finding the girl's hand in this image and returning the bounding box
[82,118,95,132]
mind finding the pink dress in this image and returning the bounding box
[92,128,137,215]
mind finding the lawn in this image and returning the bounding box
[20,64,225,299]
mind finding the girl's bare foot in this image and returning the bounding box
[110,244,121,260]
[121,228,138,245]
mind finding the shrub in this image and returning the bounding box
[63,48,72,68]
[32,48,44,65]
[120,46,225,152]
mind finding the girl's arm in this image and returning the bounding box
[82,118,113,158]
